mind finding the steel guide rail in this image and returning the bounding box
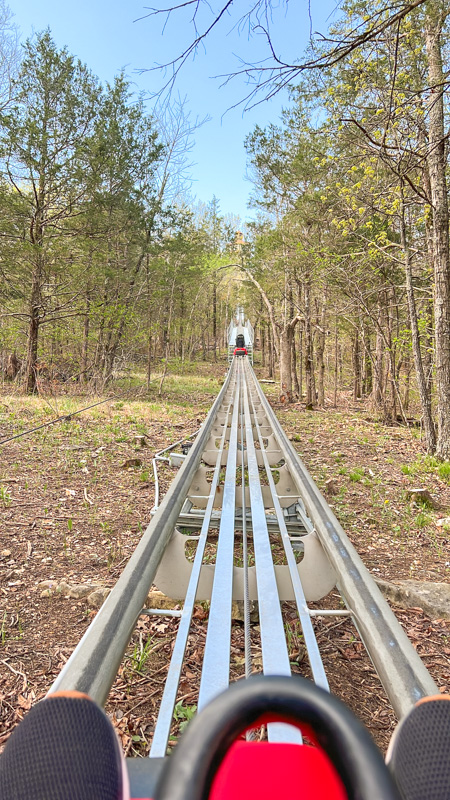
[198,365,241,710]
[244,360,328,691]
[150,371,237,756]
[49,366,235,703]
[49,354,437,760]
[241,360,301,743]
[248,360,438,718]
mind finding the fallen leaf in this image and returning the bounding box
[193,605,208,620]
[17,695,31,710]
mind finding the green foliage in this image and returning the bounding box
[0,29,230,389]
[0,610,23,644]
[0,485,12,507]
[401,455,447,482]
[173,701,197,734]
[0,0,447,448]
[349,467,364,482]
[0,611,6,645]
[131,636,154,672]
[437,463,450,482]
[415,511,431,529]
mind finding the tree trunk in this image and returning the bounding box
[242,267,279,359]
[201,328,206,361]
[362,324,372,397]
[147,305,152,391]
[158,277,176,396]
[261,321,266,367]
[268,325,274,379]
[403,355,411,412]
[316,292,327,407]
[425,5,450,457]
[373,299,385,413]
[304,280,315,407]
[386,289,397,422]
[24,260,42,394]
[291,334,300,397]
[352,326,362,401]
[400,189,436,452]
[25,310,39,393]
[279,316,300,402]
[80,290,90,384]
[423,297,434,395]
[179,290,184,359]
[289,287,299,397]
[333,315,338,407]
[279,327,293,402]
[298,324,303,400]
[212,282,217,362]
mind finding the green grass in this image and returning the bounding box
[0,485,12,507]
[401,455,450,484]
[0,611,23,645]
[173,701,197,734]
[415,511,432,528]
[438,462,450,481]
[349,467,365,482]
[130,636,154,672]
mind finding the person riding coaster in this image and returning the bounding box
[1,674,449,800]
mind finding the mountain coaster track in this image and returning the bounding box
[48,343,437,794]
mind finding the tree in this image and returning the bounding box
[245,114,333,404]
[313,0,449,449]
[139,0,429,107]
[0,0,20,113]
[424,1,450,457]
[82,73,162,384]
[0,30,100,392]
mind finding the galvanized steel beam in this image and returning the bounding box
[48,368,235,704]
[249,362,438,717]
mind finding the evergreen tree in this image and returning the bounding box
[0,30,100,392]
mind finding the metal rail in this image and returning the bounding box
[246,361,327,690]
[49,349,437,764]
[227,305,254,364]
[150,371,237,756]
[198,366,240,709]
[49,367,234,703]
[249,361,437,718]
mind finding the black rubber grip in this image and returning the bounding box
[155,675,401,800]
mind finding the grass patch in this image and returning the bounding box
[349,467,365,482]
[173,701,197,734]
[401,455,450,484]
[438,462,450,482]
[415,511,432,528]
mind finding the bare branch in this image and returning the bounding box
[135,0,235,99]
[136,0,428,108]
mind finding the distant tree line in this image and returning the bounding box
[3,1,450,461]
[231,0,450,458]
[136,0,450,457]
[0,24,241,394]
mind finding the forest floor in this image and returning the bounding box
[1,361,450,758]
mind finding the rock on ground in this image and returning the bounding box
[377,579,450,619]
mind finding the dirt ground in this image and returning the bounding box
[1,370,450,758]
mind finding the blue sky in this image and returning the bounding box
[11,0,338,222]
